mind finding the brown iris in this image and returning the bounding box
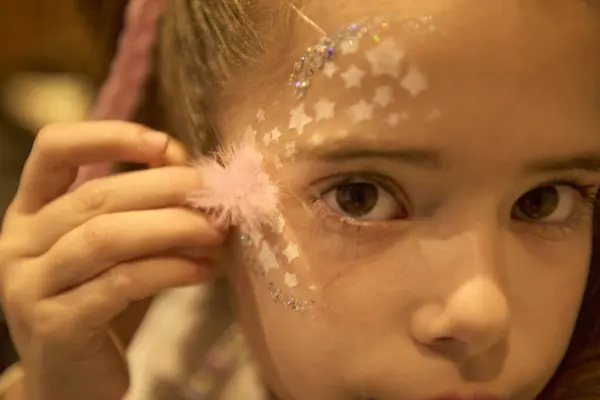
[335,182,380,217]
[513,186,560,220]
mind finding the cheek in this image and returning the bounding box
[504,235,591,390]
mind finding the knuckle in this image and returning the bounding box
[79,218,113,256]
[105,266,136,302]
[34,123,66,152]
[30,301,68,342]
[72,181,109,213]
[1,281,28,316]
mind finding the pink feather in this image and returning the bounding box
[187,142,279,230]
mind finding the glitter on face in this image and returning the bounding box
[268,282,313,312]
[245,17,443,314]
[290,15,438,99]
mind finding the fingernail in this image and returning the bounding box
[143,130,169,151]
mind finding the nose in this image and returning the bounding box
[410,276,510,356]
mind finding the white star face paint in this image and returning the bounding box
[400,64,429,97]
[222,17,448,315]
[288,103,314,135]
[366,38,405,78]
[322,61,340,78]
[340,65,367,89]
[373,85,394,108]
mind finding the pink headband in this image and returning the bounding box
[71,0,165,188]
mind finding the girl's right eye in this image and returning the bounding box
[320,179,409,221]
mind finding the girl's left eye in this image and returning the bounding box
[320,180,408,221]
[512,184,585,223]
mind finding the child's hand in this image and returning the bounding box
[0,121,225,400]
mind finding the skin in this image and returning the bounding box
[0,121,225,400]
[215,0,600,399]
[1,1,599,400]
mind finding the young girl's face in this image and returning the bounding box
[215,0,600,398]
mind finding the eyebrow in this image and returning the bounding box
[298,147,443,169]
[525,154,600,173]
[297,145,600,174]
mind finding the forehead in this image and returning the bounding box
[219,0,600,163]
[294,0,599,78]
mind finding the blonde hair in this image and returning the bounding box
[158,0,299,153]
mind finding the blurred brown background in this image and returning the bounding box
[0,0,127,372]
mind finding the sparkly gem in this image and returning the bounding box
[290,16,437,98]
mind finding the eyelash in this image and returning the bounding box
[308,172,599,235]
[519,177,599,234]
[308,172,408,236]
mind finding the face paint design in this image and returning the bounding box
[203,16,445,314]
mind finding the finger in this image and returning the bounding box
[30,166,203,253]
[33,256,211,341]
[155,137,190,167]
[14,121,171,213]
[39,208,223,295]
